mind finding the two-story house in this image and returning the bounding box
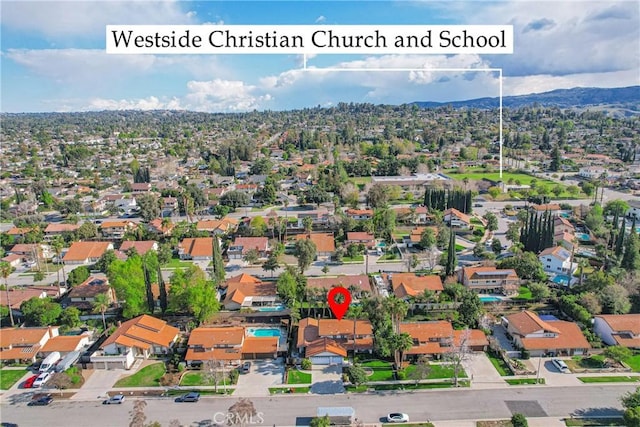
[400,321,488,360]
[297,318,373,365]
[459,266,519,296]
[222,275,280,311]
[502,310,590,357]
[100,220,136,240]
[63,241,114,265]
[443,208,471,228]
[538,246,577,281]
[44,223,80,241]
[306,274,372,301]
[345,208,373,221]
[593,314,640,349]
[387,273,444,300]
[345,232,376,249]
[91,315,179,369]
[64,276,115,310]
[227,237,269,260]
[185,326,279,367]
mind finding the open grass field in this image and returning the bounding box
[0,369,27,390]
[114,363,165,387]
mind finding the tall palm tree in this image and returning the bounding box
[346,305,365,359]
[92,292,111,331]
[0,261,15,326]
[51,236,66,291]
[384,296,408,334]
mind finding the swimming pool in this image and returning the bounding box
[247,328,281,337]
[576,233,590,241]
[552,275,571,285]
[257,305,285,312]
[480,296,502,303]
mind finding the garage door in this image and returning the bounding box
[311,356,343,365]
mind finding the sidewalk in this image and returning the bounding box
[434,417,567,427]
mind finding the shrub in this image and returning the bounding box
[301,358,312,370]
[396,371,407,380]
[520,349,530,360]
[511,413,528,427]
[228,368,239,384]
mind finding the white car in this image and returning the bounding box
[552,358,570,373]
[103,394,125,405]
[386,413,410,423]
[33,372,51,388]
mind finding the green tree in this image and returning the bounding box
[294,238,317,273]
[528,282,551,302]
[262,254,280,277]
[108,255,148,318]
[157,243,173,265]
[506,222,521,243]
[487,186,501,199]
[95,249,117,273]
[0,261,14,326]
[483,212,498,232]
[420,227,436,249]
[372,208,396,242]
[211,235,226,284]
[458,289,483,328]
[76,221,97,240]
[598,284,631,314]
[20,297,62,326]
[621,387,640,427]
[511,413,529,427]
[388,332,414,371]
[168,265,218,323]
[67,266,90,286]
[603,346,633,364]
[309,415,331,427]
[621,231,640,271]
[220,191,250,209]
[366,183,390,208]
[136,193,161,222]
[59,307,81,329]
[276,268,298,304]
[445,227,457,276]
[491,238,503,255]
[92,292,111,330]
[498,252,546,281]
[243,248,259,265]
[346,364,368,386]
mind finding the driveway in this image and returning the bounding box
[531,357,582,387]
[491,324,516,352]
[310,365,344,394]
[234,358,284,397]
[70,369,124,401]
[463,353,506,389]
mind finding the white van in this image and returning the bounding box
[39,351,61,373]
[552,358,570,373]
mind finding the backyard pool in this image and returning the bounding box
[576,233,591,241]
[257,305,285,312]
[552,275,571,286]
[247,328,282,337]
[480,296,502,303]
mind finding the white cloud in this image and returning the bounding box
[1,0,196,38]
[183,78,272,111]
[504,69,640,96]
[315,15,327,23]
[88,96,183,111]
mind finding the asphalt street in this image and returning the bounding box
[1,384,635,427]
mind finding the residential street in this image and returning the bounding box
[1,384,634,426]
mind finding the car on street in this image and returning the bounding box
[23,374,39,388]
[241,361,252,373]
[174,392,200,403]
[28,395,53,406]
[33,372,51,388]
[103,394,125,405]
[386,413,410,423]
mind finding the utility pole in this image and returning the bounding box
[536,356,542,384]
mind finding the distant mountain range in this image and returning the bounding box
[413,86,640,111]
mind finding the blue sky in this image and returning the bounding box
[1,0,639,113]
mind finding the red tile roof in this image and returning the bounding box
[63,241,112,262]
[506,310,561,335]
[390,273,444,298]
[520,321,590,351]
[119,240,157,255]
[101,315,179,350]
[180,237,214,258]
[295,233,336,253]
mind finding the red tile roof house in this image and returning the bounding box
[345,208,374,221]
[400,321,488,360]
[222,275,280,311]
[0,326,88,363]
[44,223,80,241]
[443,208,472,229]
[99,220,136,239]
[502,311,590,357]
[295,233,336,258]
[90,315,179,370]
[1,253,21,268]
[119,240,158,256]
[593,314,640,349]
[346,232,376,249]
[179,237,215,260]
[63,276,116,310]
[459,266,519,296]
[63,241,114,265]
[0,288,51,324]
[147,218,175,236]
[297,318,373,365]
[227,237,269,260]
[185,326,279,367]
[387,273,444,301]
[306,274,372,300]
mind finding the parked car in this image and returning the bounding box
[386,413,410,423]
[33,372,51,388]
[241,362,252,373]
[174,392,200,403]
[23,374,39,389]
[552,358,570,373]
[28,395,53,406]
[103,394,125,405]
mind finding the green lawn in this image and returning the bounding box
[362,360,395,381]
[487,352,513,376]
[287,370,312,385]
[114,363,165,387]
[179,372,234,386]
[512,286,532,301]
[166,388,233,396]
[578,376,640,383]
[162,258,194,268]
[0,369,27,390]
[426,364,467,379]
[382,424,434,427]
[448,171,544,185]
[342,255,364,262]
[624,354,640,372]
[455,244,466,252]
[505,378,545,385]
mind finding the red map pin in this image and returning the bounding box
[327,287,351,320]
